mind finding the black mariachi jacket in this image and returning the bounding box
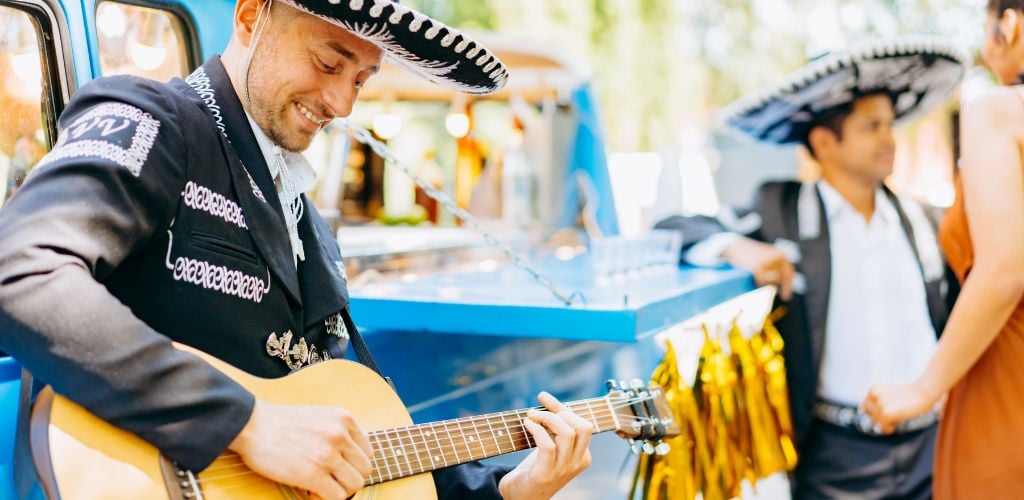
[656,181,956,445]
[0,57,509,497]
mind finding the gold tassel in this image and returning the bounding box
[630,309,798,500]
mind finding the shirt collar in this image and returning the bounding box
[243,112,318,197]
[817,179,898,225]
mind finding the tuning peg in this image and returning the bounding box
[630,379,646,391]
[619,380,629,391]
[630,441,644,456]
[655,442,671,455]
[642,442,656,455]
[605,380,620,391]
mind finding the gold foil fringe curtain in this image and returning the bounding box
[631,311,798,500]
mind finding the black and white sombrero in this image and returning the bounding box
[719,36,968,145]
[280,0,508,95]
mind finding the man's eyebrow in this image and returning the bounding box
[325,41,380,73]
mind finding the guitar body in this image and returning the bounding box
[31,348,436,500]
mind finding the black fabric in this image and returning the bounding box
[722,40,965,145]
[282,0,508,94]
[794,420,936,500]
[0,57,510,496]
[434,461,513,500]
[655,180,955,446]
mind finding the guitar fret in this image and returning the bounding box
[499,412,516,453]
[365,395,638,485]
[394,430,413,478]
[515,409,534,448]
[442,421,457,466]
[485,415,501,454]
[403,426,423,477]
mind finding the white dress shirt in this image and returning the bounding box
[816,180,937,406]
[245,113,318,267]
[684,181,938,407]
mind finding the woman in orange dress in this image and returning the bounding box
[862,1,1024,496]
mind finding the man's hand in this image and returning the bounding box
[228,401,373,499]
[722,237,795,300]
[498,392,594,500]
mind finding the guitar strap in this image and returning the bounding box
[340,307,393,389]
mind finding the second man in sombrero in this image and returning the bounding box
[657,37,965,498]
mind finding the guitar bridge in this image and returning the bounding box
[159,456,204,500]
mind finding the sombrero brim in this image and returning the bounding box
[719,36,968,145]
[281,0,509,95]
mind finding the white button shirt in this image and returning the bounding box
[816,181,937,406]
[245,113,318,267]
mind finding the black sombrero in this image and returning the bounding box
[280,0,508,95]
[719,36,968,145]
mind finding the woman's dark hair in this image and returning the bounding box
[989,0,1024,14]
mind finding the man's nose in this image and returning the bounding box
[322,81,358,119]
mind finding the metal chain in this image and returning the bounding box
[340,120,581,306]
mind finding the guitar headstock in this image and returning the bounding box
[604,379,680,456]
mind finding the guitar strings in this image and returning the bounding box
[194,396,668,486]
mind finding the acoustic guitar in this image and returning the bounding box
[30,346,679,499]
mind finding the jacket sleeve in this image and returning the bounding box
[433,462,513,499]
[0,76,254,471]
[654,187,771,265]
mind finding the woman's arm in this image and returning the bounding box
[864,88,1024,431]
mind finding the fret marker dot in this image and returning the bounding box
[498,431,504,436]
[433,456,440,462]
[469,436,475,441]
[394,450,403,456]
[425,432,432,437]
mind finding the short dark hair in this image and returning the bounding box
[800,91,891,158]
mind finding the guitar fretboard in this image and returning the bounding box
[366,397,619,485]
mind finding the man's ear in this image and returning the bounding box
[234,0,264,47]
[808,126,838,158]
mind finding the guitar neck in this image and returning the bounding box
[366,397,619,485]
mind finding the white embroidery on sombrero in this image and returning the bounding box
[720,36,967,144]
[389,9,405,24]
[38,103,160,177]
[441,32,457,47]
[348,0,362,9]
[280,0,504,94]
[425,23,443,40]
[368,0,387,17]
[408,10,426,32]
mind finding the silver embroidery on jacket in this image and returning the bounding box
[185,67,267,203]
[182,181,248,228]
[38,103,160,176]
[266,330,332,371]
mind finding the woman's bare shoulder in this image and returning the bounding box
[962,86,1024,127]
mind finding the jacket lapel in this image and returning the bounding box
[793,183,832,374]
[886,188,948,335]
[297,197,349,329]
[186,58,302,305]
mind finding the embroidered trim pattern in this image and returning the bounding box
[266,330,332,371]
[182,181,248,229]
[185,67,267,203]
[280,0,507,93]
[325,313,349,341]
[170,255,270,303]
[38,103,160,177]
[798,182,821,240]
[185,67,226,135]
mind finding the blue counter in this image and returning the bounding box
[347,258,755,497]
